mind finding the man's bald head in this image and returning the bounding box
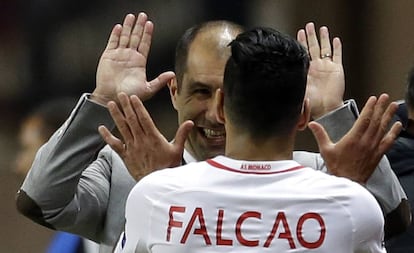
[174,20,244,90]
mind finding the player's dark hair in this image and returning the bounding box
[223,27,309,139]
[174,20,244,91]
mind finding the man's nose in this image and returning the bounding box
[205,97,219,123]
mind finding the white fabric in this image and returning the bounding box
[183,149,197,164]
[115,156,386,253]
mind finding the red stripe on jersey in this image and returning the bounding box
[206,159,305,175]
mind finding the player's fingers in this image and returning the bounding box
[319,26,332,60]
[173,120,194,149]
[118,93,142,140]
[129,95,157,136]
[374,99,398,140]
[365,94,389,141]
[119,14,135,48]
[378,121,403,155]
[137,21,154,60]
[381,101,399,128]
[348,96,377,138]
[308,121,332,150]
[129,12,147,49]
[98,125,125,155]
[305,22,321,60]
[107,99,133,142]
[332,37,342,64]
[105,24,122,50]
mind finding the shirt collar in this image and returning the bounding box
[183,149,198,164]
[207,156,305,174]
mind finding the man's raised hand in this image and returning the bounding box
[93,13,174,105]
[297,22,345,119]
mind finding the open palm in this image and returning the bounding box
[94,13,174,104]
[297,23,345,119]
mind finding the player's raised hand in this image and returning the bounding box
[308,93,402,184]
[98,93,194,181]
[297,22,344,119]
[93,13,174,105]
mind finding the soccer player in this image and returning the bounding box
[115,26,398,252]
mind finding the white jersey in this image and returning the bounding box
[115,156,385,253]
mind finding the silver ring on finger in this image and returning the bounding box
[321,53,332,59]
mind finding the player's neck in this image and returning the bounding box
[224,131,294,161]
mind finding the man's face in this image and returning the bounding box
[170,38,229,161]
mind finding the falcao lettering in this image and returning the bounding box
[167,206,326,249]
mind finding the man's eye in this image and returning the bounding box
[194,89,210,95]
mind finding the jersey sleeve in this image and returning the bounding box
[348,185,386,253]
[118,177,155,253]
[16,94,116,241]
[294,151,407,216]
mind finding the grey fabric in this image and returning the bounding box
[315,99,359,142]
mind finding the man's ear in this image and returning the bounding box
[168,77,179,110]
[297,98,311,131]
[215,89,225,124]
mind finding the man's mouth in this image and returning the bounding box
[201,128,226,139]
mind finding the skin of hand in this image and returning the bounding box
[92,13,175,105]
[308,93,403,184]
[297,22,345,119]
[98,93,194,181]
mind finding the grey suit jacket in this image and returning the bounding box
[17,94,406,253]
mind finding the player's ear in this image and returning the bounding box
[215,89,225,124]
[168,77,179,110]
[297,98,310,131]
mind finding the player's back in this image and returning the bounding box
[125,156,386,253]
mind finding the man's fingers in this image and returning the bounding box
[105,24,122,50]
[137,21,154,60]
[145,71,176,100]
[308,121,332,151]
[119,14,136,48]
[129,12,148,49]
[305,22,320,60]
[332,37,342,64]
[297,29,309,51]
[98,125,125,155]
[319,26,332,59]
[173,120,194,149]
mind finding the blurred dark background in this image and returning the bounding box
[1,0,414,252]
